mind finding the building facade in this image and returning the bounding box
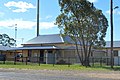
[4,34,79,64]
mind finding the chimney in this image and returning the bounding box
[37,0,39,36]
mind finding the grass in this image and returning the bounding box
[0,61,120,71]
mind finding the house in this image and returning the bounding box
[0,45,12,61]
[105,41,120,65]
[105,41,120,57]
[5,34,79,64]
[1,35,120,66]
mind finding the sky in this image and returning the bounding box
[0,0,120,47]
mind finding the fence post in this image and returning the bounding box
[39,57,40,66]
[92,57,94,67]
[53,62,54,67]
[3,55,6,64]
[14,57,16,65]
[106,58,108,66]
[68,57,70,67]
[26,57,27,65]
[22,56,23,63]
[100,57,102,67]
[118,57,119,66]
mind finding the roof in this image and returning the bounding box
[23,34,74,45]
[105,41,120,48]
[10,46,77,50]
[8,46,78,51]
[0,45,12,51]
[9,46,59,51]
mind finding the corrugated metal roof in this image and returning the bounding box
[105,41,120,48]
[9,46,59,50]
[8,46,78,51]
[0,45,12,51]
[23,34,74,45]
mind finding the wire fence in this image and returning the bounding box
[0,55,120,67]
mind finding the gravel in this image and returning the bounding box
[0,68,120,80]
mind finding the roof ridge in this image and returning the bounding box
[38,34,60,36]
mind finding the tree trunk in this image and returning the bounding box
[75,40,83,65]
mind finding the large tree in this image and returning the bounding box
[0,34,16,47]
[55,0,108,66]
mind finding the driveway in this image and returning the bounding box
[0,68,120,80]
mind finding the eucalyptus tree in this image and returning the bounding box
[0,34,16,47]
[56,0,108,66]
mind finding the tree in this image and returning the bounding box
[55,0,108,67]
[0,34,16,47]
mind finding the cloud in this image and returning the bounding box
[39,21,56,29]
[0,19,35,29]
[34,15,52,21]
[0,12,4,17]
[0,19,56,30]
[106,10,120,15]
[45,15,53,19]
[4,1,36,13]
[13,8,27,13]
[87,0,98,3]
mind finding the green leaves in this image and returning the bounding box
[56,0,108,48]
[0,34,16,47]
[56,0,108,66]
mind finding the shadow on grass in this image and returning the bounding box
[103,66,120,71]
[90,65,120,71]
[0,61,39,66]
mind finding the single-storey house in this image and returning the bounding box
[105,41,120,65]
[2,34,119,65]
[2,34,80,64]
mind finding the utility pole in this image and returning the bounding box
[14,24,17,47]
[37,0,39,37]
[110,0,114,69]
[15,27,17,40]
[110,0,119,69]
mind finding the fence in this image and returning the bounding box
[0,55,120,67]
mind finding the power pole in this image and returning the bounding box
[15,24,17,47]
[15,27,17,40]
[110,0,114,69]
[37,0,39,37]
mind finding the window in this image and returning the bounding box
[113,50,118,56]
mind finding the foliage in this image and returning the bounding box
[0,34,16,47]
[55,0,108,66]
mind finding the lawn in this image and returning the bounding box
[0,61,120,71]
